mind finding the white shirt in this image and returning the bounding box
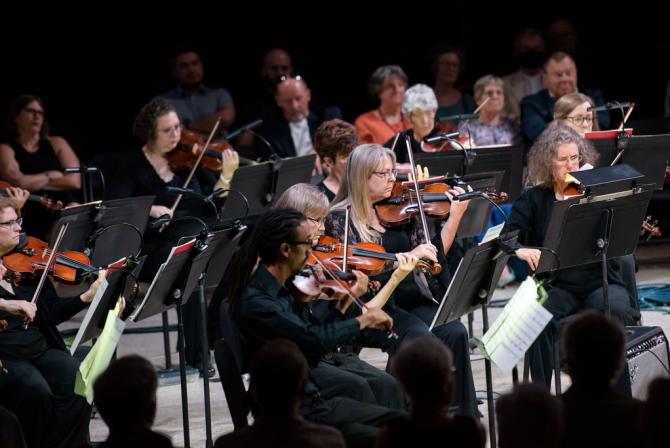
[289,118,313,157]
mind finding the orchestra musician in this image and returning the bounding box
[314,119,359,202]
[0,196,105,448]
[502,124,640,387]
[324,144,478,418]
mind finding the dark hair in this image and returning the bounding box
[496,383,563,448]
[132,98,178,142]
[368,65,408,98]
[314,119,358,161]
[563,311,625,386]
[249,339,308,417]
[5,94,49,139]
[93,355,158,431]
[391,335,454,413]
[171,44,202,69]
[228,208,306,313]
[431,44,466,76]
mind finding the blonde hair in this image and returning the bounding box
[553,92,600,131]
[331,144,396,242]
[274,183,329,218]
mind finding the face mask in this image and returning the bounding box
[517,50,546,70]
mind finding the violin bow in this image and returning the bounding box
[404,135,432,243]
[473,96,490,114]
[617,102,635,130]
[167,119,221,217]
[24,223,69,329]
[342,206,350,272]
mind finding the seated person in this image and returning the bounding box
[94,355,173,448]
[215,339,346,448]
[552,92,599,137]
[561,312,643,448]
[0,95,81,239]
[355,65,411,144]
[314,119,358,202]
[431,45,476,126]
[376,335,485,448]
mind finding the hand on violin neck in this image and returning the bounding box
[357,306,393,331]
[79,269,106,304]
[348,270,369,299]
[405,244,438,264]
[392,253,419,281]
[445,185,470,218]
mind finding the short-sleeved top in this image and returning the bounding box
[457,118,520,147]
[354,110,411,145]
[162,85,233,127]
[435,93,476,122]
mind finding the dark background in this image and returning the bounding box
[1,10,668,161]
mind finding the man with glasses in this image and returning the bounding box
[521,51,608,144]
[162,46,235,136]
[0,197,106,448]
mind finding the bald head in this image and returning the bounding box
[262,48,293,81]
[276,78,311,122]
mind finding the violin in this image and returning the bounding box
[0,181,63,211]
[311,235,441,276]
[2,235,96,285]
[375,177,508,227]
[289,265,356,302]
[641,216,662,240]
[166,128,232,173]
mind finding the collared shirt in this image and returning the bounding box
[162,84,233,126]
[289,118,313,157]
[235,265,360,368]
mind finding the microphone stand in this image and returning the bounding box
[63,166,101,202]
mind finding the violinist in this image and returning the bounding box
[228,208,407,447]
[456,75,520,146]
[324,144,478,418]
[0,94,81,239]
[0,197,106,448]
[502,124,640,388]
[162,46,235,136]
[107,98,236,375]
[314,119,358,202]
[274,183,408,410]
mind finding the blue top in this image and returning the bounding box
[162,84,233,126]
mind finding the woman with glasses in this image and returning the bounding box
[502,124,639,387]
[0,196,106,448]
[0,94,81,239]
[324,144,478,418]
[552,92,599,137]
[457,75,520,146]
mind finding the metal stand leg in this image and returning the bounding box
[481,303,497,448]
[176,304,191,448]
[162,311,172,369]
[199,274,213,448]
[553,335,562,395]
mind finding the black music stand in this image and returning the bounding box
[273,154,316,200]
[220,162,273,221]
[536,165,654,316]
[128,238,198,448]
[69,255,146,354]
[430,231,519,448]
[456,171,505,238]
[590,134,670,189]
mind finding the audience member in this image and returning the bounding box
[215,339,346,448]
[431,45,476,125]
[376,336,485,448]
[496,383,562,448]
[93,355,173,448]
[355,65,411,144]
[561,311,642,448]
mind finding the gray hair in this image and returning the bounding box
[402,84,438,116]
[473,74,505,100]
[368,65,408,97]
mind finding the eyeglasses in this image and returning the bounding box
[22,107,44,117]
[564,115,593,126]
[555,154,582,165]
[307,216,325,226]
[158,124,183,135]
[483,89,504,97]
[372,169,398,179]
[277,74,303,84]
[0,217,23,229]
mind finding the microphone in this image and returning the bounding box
[424,132,460,144]
[587,101,631,113]
[437,113,479,123]
[451,191,487,201]
[166,186,219,220]
[225,119,263,141]
[63,166,99,173]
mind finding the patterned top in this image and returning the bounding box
[457,118,520,146]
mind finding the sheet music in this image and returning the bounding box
[476,277,553,372]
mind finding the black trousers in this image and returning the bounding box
[302,395,406,448]
[311,353,407,410]
[529,284,640,387]
[359,303,478,418]
[0,349,91,448]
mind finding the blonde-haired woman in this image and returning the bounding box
[324,143,478,417]
[552,92,599,137]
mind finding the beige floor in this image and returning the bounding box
[75,262,670,448]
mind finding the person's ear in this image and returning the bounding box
[323,156,335,169]
[280,242,291,258]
